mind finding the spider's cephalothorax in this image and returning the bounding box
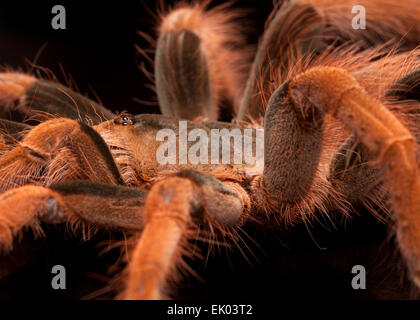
[1,0,420,299]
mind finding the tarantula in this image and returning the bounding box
[1,0,420,299]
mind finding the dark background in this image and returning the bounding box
[0,0,416,300]
[0,0,271,116]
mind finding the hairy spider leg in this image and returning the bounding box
[256,72,388,227]
[0,180,145,253]
[299,0,420,50]
[155,3,249,121]
[123,169,248,299]
[262,66,420,289]
[0,72,35,118]
[0,119,32,153]
[0,72,115,125]
[0,118,125,192]
[237,1,324,121]
[386,69,420,102]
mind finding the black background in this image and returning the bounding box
[0,0,416,301]
[0,0,271,116]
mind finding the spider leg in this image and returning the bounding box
[155,27,214,121]
[155,4,248,121]
[386,69,420,102]
[253,79,341,223]
[0,118,124,192]
[123,169,248,299]
[263,66,420,288]
[0,119,32,139]
[299,0,420,50]
[327,69,420,209]
[0,180,146,253]
[236,1,324,121]
[327,136,383,210]
[0,72,35,118]
[0,119,31,153]
[0,72,115,124]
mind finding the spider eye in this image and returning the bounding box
[115,113,135,126]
